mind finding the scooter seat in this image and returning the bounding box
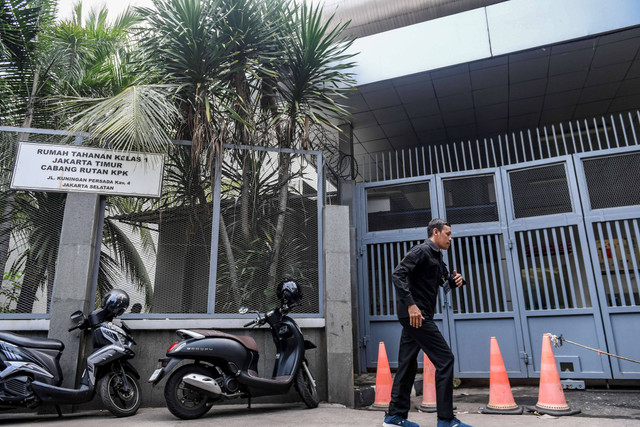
[0,331,64,351]
[187,329,258,352]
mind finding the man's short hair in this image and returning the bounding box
[427,218,450,237]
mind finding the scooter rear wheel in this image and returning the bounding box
[164,364,214,420]
[295,360,319,408]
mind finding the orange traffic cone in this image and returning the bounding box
[417,353,437,412]
[481,337,523,414]
[370,342,393,410]
[527,334,580,416]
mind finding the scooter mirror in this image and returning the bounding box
[70,310,86,323]
[238,306,249,314]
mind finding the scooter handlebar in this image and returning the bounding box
[243,320,256,327]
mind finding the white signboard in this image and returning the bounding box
[10,142,165,198]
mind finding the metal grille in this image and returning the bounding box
[366,182,431,232]
[593,219,640,308]
[446,234,511,313]
[515,226,592,310]
[443,175,498,224]
[583,153,640,210]
[366,239,445,316]
[0,131,68,315]
[358,110,640,182]
[214,147,320,314]
[509,164,572,219]
[105,143,211,314]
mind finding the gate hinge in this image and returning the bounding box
[360,335,369,347]
[520,351,529,365]
[359,246,365,257]
[508,239,513,250]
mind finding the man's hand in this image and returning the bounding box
[453,270,464,287]
[408,304,424,328]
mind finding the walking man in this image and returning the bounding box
[383,219,472,427]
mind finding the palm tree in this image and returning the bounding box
[62,0,356,312]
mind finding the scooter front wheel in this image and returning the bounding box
[295,360,319,408]
[164,364,214,420]
[98,371,141,417]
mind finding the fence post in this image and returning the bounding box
[48,192,103,390]
[323,205,355,407]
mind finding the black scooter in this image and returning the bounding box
[149,279,318,420]
[0,289,141,417]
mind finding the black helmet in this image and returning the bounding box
[101,289,130,317]
[276,279,302,306]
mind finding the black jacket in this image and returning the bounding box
[392,239,449,319]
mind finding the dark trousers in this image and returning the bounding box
[388,317,455,420]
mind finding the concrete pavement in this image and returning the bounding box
[2,386,640,427]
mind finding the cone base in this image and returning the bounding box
[416,404,437,412]
[526,405,581,416]
[369,403,390,411]
[482,405,524,415]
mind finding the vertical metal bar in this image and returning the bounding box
[576,120,586,152]
[624,220,640,306]
[557,123,568,155]
[476,139,482,169]
[521,131,531,161]
[380,154,391,180]
[402,148,407,178]
[440,145,446,173]
[512,133,519,163]
[602,116,612,148]
[446,144,453,173]
[566,122,578,154]
[479,236,494,313]
[317,152,325,315]
[375,243,385,315]
[471,237,486,313]
[468,141,475,169]
[367,154,372,182]
[520,232,536,310]
[559,227,580,308]
[535,128,543,160]
[461,142,468,170]
[389,243,398,315]
[568,226,589,307]
[596,222,617,307]
[484,138,490,169]
[614,221,633,306]
[592,117,603,150]
[208,157,224,313]
[550,228,570,309]
[383,243,391,316]
[369,245,377,315]
[527,231,544,310]
[374,153,379,182]
[584,119,594,151]
[617,114,628,147]
[543,126,553,158]
[464,236,477,313]
[534,229,552,309]
[498,135,506,165]
[407,148,413,178]
[453,142,460,171]
[489,234,505,311]
[415,147,420,176]
[517,131,526,161]
[630,219,640,306]
[395,150,400,180]
[490,138,498,167]
[543,228,560,309]
[606,221,626,305]
[428,146,433,175]
[525,130,534,161]
[421,146,427,176]
[628,112,638,145]
[455,237,464,313]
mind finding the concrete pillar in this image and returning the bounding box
[323,205,354,407]
[48,193,103,388]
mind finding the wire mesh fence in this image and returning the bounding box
[0,130,70,315]
[214,146,321,314]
